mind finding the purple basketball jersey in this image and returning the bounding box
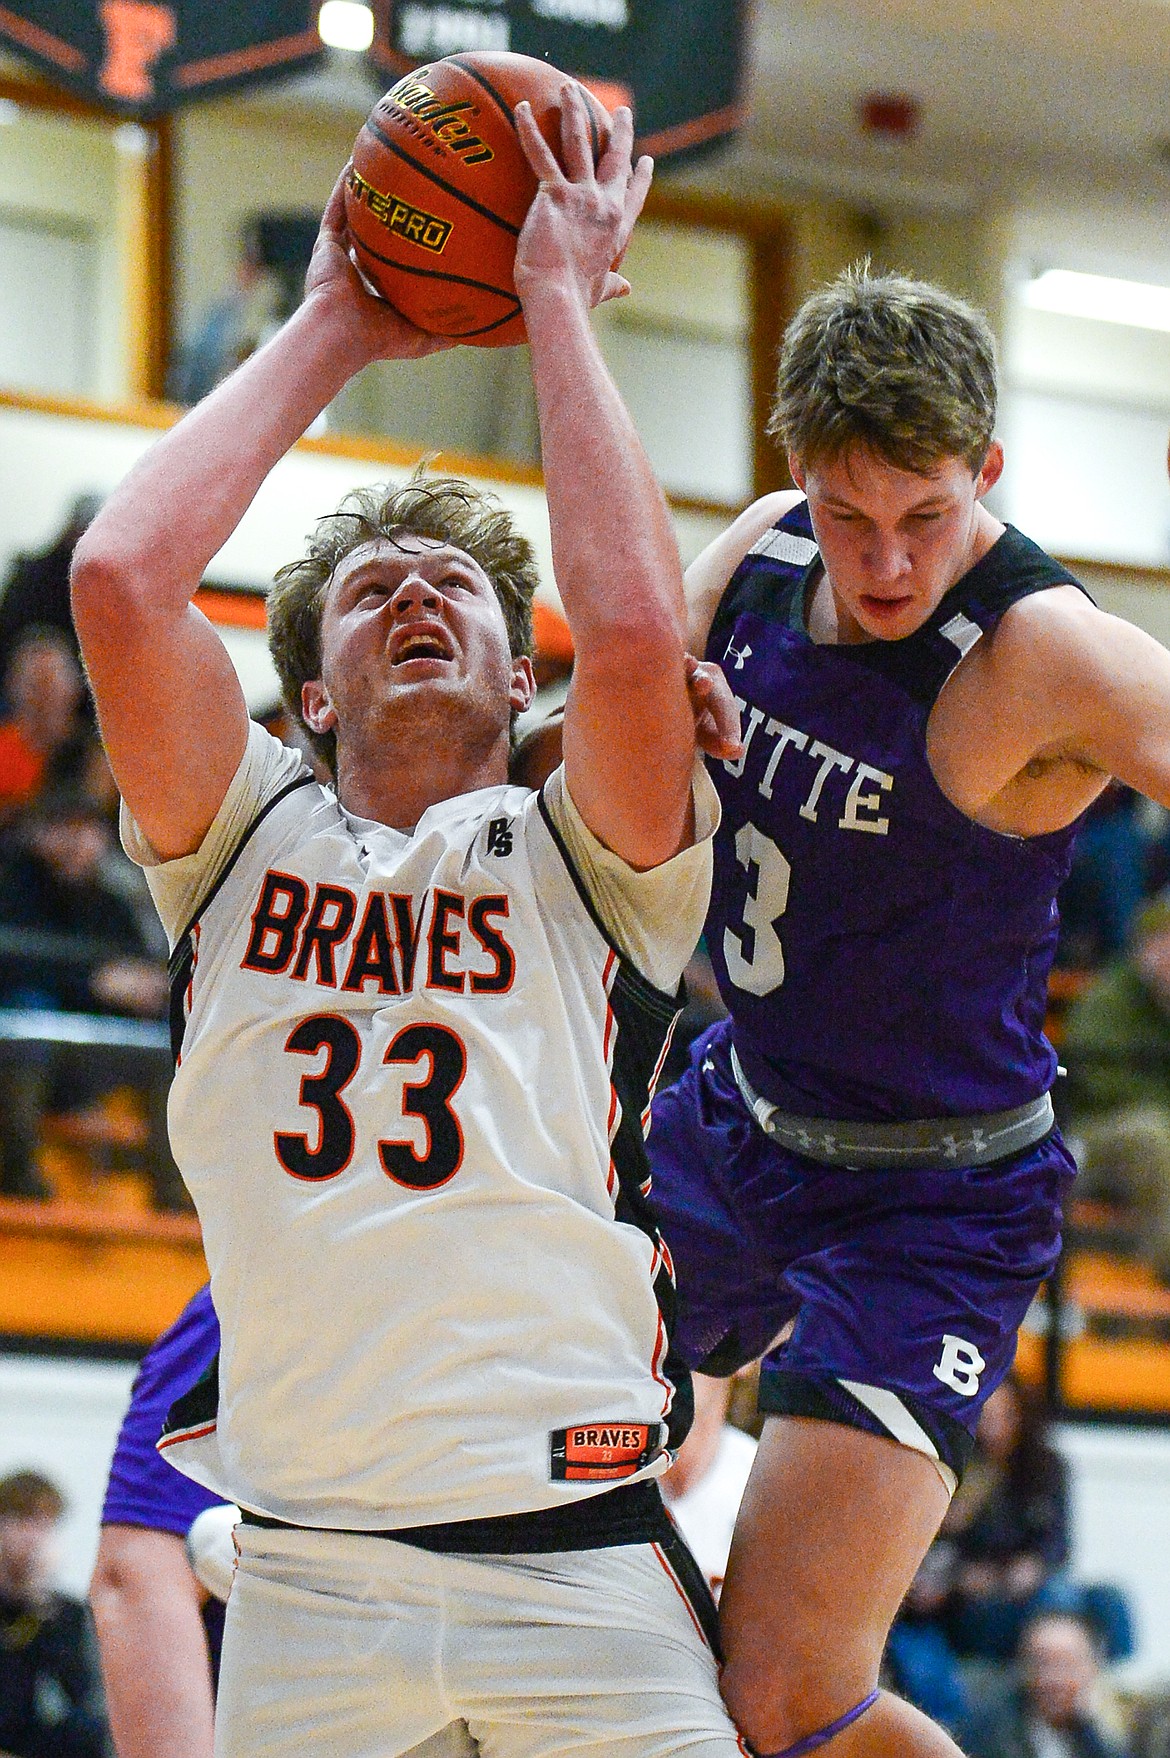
[705,503,1086,1120]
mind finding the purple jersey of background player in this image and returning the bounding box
[103,1283,223,1535]
[704,498,1086,1121]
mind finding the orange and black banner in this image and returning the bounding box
[0,1,325,114]
[371,0,746,163]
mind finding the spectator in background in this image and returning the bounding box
[940,1373,1070,1664]
[1064,893,1170,1120]
[0,628,88,827]
[168,215,283,407]
[1055,783,1157,973]
[1061,892,1170,1281]
[0,787,183,1207]
[1130,1690,1170,1758]
[965,1609,1131,1758]
[0,494,101,681]
[0,1469,107,1758]
[661,1371,757,1600]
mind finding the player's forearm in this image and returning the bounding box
[72,292,367,628]
[523,284,687,667]
[91,1529,215,1758]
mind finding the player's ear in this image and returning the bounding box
[975,440,1004,498]
[301,679,338,735]
[509,654,537,716]
[788,453,807,492]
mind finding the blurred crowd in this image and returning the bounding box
[0,499,182,1213]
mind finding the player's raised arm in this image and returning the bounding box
[70,172,451,863]
[513,91,696,871]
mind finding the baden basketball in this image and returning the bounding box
[343,52,613,347]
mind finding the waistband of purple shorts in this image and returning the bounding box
[730,1046,1054,1170]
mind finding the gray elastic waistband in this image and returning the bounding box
[730,1047,1054,1170]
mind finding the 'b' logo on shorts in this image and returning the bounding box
[932,1334,986,1397]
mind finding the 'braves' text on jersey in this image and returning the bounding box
[127,724,717,1532]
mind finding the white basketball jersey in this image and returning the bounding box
[143,727,714,1530]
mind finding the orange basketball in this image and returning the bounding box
[344,51,612,347]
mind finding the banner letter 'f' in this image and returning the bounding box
[99,1,177,102]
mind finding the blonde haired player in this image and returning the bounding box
[72,90,746,1758]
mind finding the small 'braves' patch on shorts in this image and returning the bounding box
[647,1023,1076,1486]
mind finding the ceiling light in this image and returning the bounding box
[1022,269,1170,332]
[318,2,374,51]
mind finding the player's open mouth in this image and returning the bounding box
[860,594,914,616]
[389,629,454,665]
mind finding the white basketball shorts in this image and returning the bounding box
[216,1521,748,1757]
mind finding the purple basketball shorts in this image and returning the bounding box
[648,1024,1075,1483]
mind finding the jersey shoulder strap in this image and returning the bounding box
[707,498,818,660]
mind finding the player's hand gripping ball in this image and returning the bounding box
[344,51,613,346]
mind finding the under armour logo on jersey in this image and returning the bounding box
[724,639,753,670]
[486,818,514,857]
[932,1334,986,1397]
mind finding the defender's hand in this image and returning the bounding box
[686,654,743,762]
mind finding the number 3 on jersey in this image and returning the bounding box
[275,1014,466,1189]
[723,821,790,996]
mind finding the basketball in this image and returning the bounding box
[343,52,613,347]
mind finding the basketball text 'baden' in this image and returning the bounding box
[344,50,613,346]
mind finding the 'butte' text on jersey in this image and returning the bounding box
[705,500,1086,1122]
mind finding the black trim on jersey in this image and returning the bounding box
[758,1367,976,1483]
[709,501,1093,712]
[695,1327,761,1379]
[239,1477,678,1555]
[535,785,684,1015]
[535,784,696,1459]
[166,773,317,1065]
[161,1349,219,1442]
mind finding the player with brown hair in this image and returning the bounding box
[71,90,745,1758]
[643,262,1170,1758]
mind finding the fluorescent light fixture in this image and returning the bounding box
[1022,268,1170,333]
[318,1,374,51]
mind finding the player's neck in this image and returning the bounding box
[334,726,511,830]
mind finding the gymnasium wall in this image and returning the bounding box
[0,104,127,399]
